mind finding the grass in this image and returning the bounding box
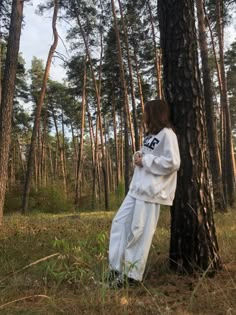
[0,209,235,314]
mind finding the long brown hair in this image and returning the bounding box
[144,99,171,135]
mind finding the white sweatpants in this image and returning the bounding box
[108,194,160,281]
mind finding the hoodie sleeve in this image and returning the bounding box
[142,131,180,176]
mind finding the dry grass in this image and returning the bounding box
[0,209,235,315]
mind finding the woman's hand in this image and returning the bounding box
[134,152,143,167]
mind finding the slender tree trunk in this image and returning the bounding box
[48,144,54,183]
[92,116,99,209]
[34,149,38,191]
[37,125,42,187]
[73,0,109,209]
[86,106,97,208]
[133,49,145,116]
[75,61,86,205]
[112,90,120,187]
[146,0,162,98]
[51,107,67,195]
[111,0,131,194]
[159,0,221,273]
[0,0,24,224]
[41,113,47,187]
[22,0,58,214]
[118,0,139,151]
[87,109,95,166]
[9,143,15,189]
[61,111,67,195]
[216,0,235,206]
[196,0,226,211]
[54,143,58,180]
[205,14,223,95]
[133,47,145,147]
[71,124,77,182]
[17,136,25,174]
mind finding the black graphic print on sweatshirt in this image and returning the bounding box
[143,136,160,150]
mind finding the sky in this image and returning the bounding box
[19,1,236,84]
[20,0,69,82]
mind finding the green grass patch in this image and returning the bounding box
[0,209,235,314]
[4,186,75,214]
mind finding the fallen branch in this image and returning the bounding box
[0,252,60,283]
[0,294,50,309]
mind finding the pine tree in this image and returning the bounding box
[159,0,221,273]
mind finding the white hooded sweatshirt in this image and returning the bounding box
[129,127,180,205]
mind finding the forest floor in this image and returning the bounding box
[0,208,235,315]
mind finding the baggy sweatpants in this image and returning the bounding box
[108,193,160,281]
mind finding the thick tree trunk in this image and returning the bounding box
[0,41,2,107]
[159,0,221,273]
[216,0,235,206]
[0,0,24,224]
[196,0,226,211]
[22,0,58,214]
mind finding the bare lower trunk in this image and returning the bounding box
[0,0,24,224]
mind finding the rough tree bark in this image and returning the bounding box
[159,0,221,273]
[0,0,24,224]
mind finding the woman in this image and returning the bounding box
[108,99,180,288]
